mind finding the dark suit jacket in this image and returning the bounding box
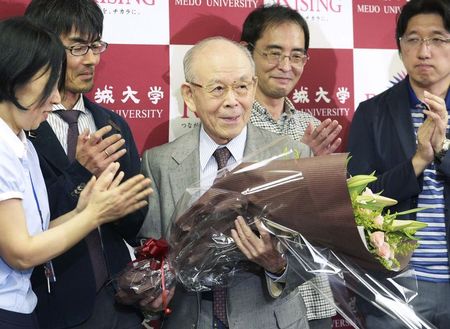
[29,97,145,329]
[347,78,450,252]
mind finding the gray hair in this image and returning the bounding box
[183,36,255,82]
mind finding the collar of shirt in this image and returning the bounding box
[253,97,296,116]
[253,99,296,119]
[282,98,297,114]
[0,117,28,160]
[199,124,247,172]
[52,94,87,113]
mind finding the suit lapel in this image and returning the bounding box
[243,124,260,157]
[166,125,278,204]
[31,121,69,170]
[388,80,416,158]
[168,128,201,205]
[244,124,289,160]
[84,97,110,129]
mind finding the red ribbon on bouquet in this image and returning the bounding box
[136,238,172,315]
[136,238,169,261]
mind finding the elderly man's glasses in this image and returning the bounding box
[248,43,309,67]
[399,36,450,51]
[64,41,108,56]
[187,77,257,99]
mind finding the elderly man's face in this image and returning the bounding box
[182,40,257,145]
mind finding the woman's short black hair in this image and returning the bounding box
[0,16,65,111]
[396,0,450,49]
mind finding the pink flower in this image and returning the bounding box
[376,242,392,260]
[369,232,393,260]
[369,231,385,249]
[373,215,384,227]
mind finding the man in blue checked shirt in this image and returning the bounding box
[347,0,450,328]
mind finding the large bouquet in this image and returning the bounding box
[169,153,423,279]
[168,145,435,329]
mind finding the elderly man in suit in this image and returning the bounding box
[139,37,312,329]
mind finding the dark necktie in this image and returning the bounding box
[212,147,231,327]
[56,110,80,163]
[57,110,108,291]
[213,147,231,171]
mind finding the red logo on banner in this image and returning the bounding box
[288,48,354,152]
[276,0,343,12]
[86,44,170,155]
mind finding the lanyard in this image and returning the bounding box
[28,171,56,292]
[29,172,45,232]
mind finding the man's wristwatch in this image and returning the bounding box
[435,138,450,162]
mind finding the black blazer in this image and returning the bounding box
[29,97,145,329]
[347,78,450,251]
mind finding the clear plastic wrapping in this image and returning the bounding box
[168,141,435,329]
[115,238,175,311]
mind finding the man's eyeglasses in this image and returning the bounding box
[248,43,309,67]
[399,36,450,51]
[64,41,108,56]
[187,77,257,99]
